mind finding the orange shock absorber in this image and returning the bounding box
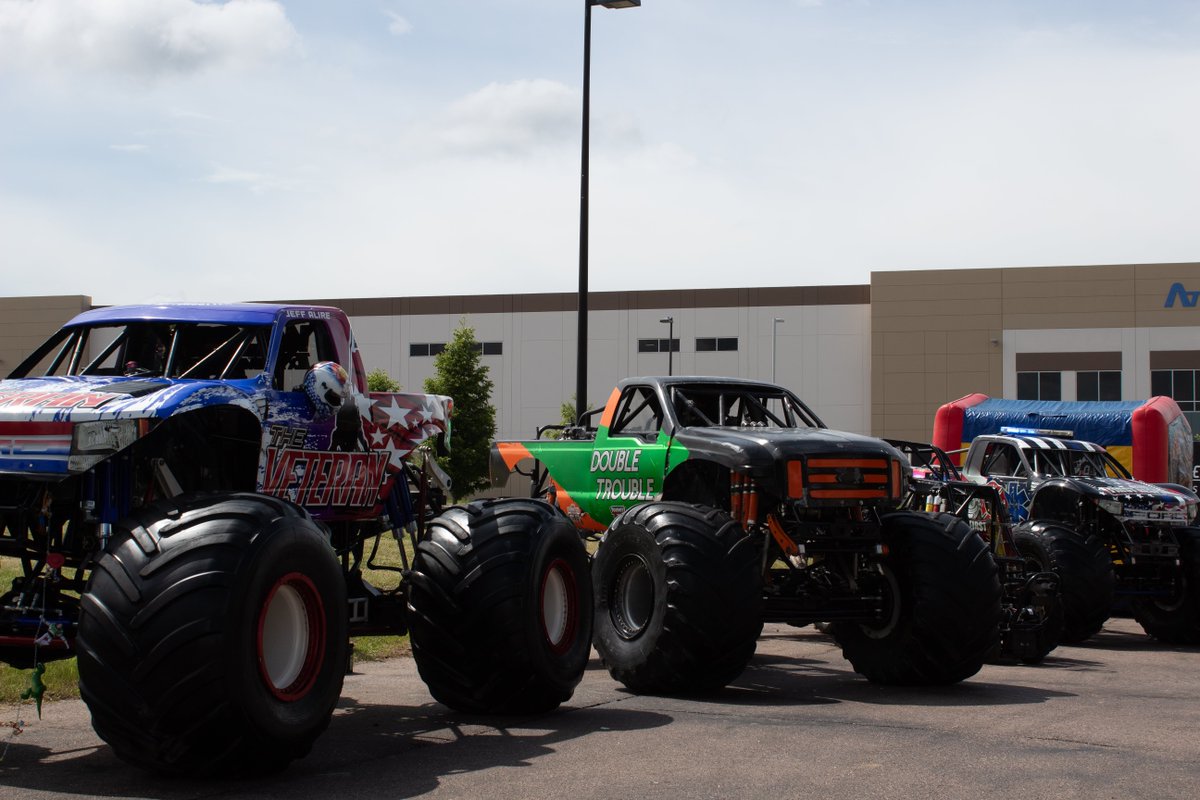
[730,472,744,520]
[744,480,759,527]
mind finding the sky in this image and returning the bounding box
[1,0,1199,305]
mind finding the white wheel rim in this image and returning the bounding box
[542,566,570,647]
[540,558,579,654]
[261,584,311,690]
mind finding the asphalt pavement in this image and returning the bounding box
[1,617,1197,800]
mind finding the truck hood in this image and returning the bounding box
[1042,476,1197,525]
[673,425,903,470]
[0,375,261,474]
[0,376,261,423]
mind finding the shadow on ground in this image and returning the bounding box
[0,698,673,800]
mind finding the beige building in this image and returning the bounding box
[2,263,1197,444]
[870,263,1200,441]
[0,295,92,379]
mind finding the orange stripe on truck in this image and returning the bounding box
[496,442,533,470]
[598,387,622,430]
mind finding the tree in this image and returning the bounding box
[424,321,497,501]
[366,368,401,392]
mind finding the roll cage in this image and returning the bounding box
[11,321,273,382]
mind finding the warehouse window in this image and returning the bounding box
[1017,371,1061,401]
[1077,371,1121,401]
[695,337,738,352]
[1152,369,1198,412]
[638,338,679,353]
[410,342,502,357]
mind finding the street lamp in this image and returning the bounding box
[577,0,641,423]
[660,316,674,376]
[772,317,784,383]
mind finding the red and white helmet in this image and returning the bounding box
[304,361,349,415]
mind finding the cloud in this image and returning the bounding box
[0,0,299,79]
[438,79,580,157]
[202,164,290,194]
[109,143,148,153]
[383,10,412,36]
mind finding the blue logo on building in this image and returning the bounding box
[1165,282,1199,308]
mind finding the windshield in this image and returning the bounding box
[1027,447,1130,479]
[668,384,823,429]
[11,322,272,381]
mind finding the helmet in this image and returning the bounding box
[304,361,349,416]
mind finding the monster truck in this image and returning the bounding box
[887,440,1063,664]
[958,428,1200,643]
[0,304,592,776]
[491,377,1002,692]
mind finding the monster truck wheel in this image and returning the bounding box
[76,492,347,777]
[1132,528,1200,644]
[1011,527,1066,664]
[1019,521,1114,643]
[832,511,1001,685]
[592,502,763,694]
[407,498,593,714]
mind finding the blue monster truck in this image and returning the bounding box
[0,304,592,776]
[958,428,1199,643]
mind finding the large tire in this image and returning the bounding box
[832,511,1002,685]
[407,498,593,714]
[1019,521,1114,643]
[1010,528,1066,663]
[1132,528,1200,644]
[76,492,348,777]
[591,502,763,694]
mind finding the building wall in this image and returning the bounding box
[349,296,872,441]
[0,295,92,377]
[871,263,1200,442]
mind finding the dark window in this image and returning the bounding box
[1040,372,1062,400]
[1077,371,1121,401]
[482,342,502,356]
[1152,369,1172,397]
[410,342,447,357]
[1153,369,1200,412]
[638,338,678,353]
[696,337,738,353]
[1018,371,1061,400]
[1017,372,1038,400]
[1174,369,1195,402]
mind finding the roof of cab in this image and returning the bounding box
[65,303,340,327]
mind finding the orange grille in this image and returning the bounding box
[800,456,895,500]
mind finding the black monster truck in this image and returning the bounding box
[887,440,1063,664]
[491,377,1002,692]
[0,304,592,776]
[959,429,1200,643]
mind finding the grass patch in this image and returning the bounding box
[0,530,420,705]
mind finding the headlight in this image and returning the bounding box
[69,419,142,472]
[1096,498,1124,516]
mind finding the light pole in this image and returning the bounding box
[660,316,674,375]
[772,317,784,383]
[577,0,640,423]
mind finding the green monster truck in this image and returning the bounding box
[491,377,1002,692]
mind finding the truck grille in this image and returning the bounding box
[803,456,897,501]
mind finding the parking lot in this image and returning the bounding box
[1,616,1197,800]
